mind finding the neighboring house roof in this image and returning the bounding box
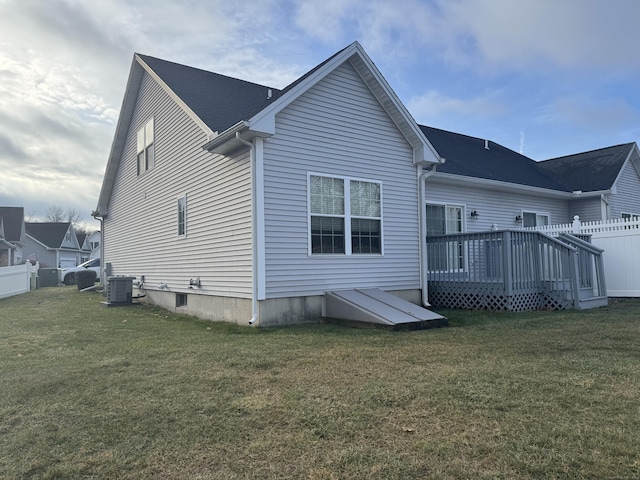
[0,206,25,244]
[419,126,640,198]
[76,233,89,251]
[25,222,75,249]
[537,143,636,193]
[420,125,569,192]
[95,42,442,217]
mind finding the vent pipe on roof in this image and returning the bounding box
[267,89,272,100]
[484,139,489,150]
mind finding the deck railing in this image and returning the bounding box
[426,230,606,311]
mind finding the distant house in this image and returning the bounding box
[95,42,636,323]
[420,126,640,236]
[0,207,26,266]
[86,230,101,259]
[24,222,83,269]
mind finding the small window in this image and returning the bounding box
[622,212,640,220]
[176,293,187,307]
[177,195,187,236]
[137,118,154,175]
[523,211,549,227]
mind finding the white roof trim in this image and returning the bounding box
[95,55,216,217]
[135,55,214,137]
[247,42,442,165]
[610,143,639,190]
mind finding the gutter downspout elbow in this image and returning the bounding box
[419,164,439,308]
[236,132,258,326]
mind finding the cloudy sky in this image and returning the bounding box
[1,0,640,230]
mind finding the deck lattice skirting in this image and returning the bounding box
[426,230,606,312]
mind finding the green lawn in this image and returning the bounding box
[1,287,639,479]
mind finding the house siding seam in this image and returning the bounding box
[262,61,420,298]
[610,152,640,218]
[104,71,253,298]
[425,183,570,232]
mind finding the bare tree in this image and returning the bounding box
[65,208,83,227]
[45,205,65,222]
[44,205,84,230]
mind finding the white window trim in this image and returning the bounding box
[521,210,550,227]
[425,202,466,273]
[425,202,466,234]
[177,194,187,238]
[137,117,155,176]
[307,172,384,256]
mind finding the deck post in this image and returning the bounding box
[569,251,581,308]
[502,231,513,297]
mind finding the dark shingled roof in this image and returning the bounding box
[420,126,568,191]
[537,143,634,192]
[25,222,72,248]
[136,54,634,197]
[137,54,280,134]
[0,207,24,242]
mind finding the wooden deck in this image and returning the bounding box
[426,230,607,311]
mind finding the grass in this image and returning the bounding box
[1,287,639,479]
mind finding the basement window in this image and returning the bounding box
[176,293,187,308]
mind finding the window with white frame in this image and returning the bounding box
[522,211,549,228]
[426,204,463,271]
[621,212,640,220]
[177,195,187,236]
[309,174,382,255]
[137,118,154,175]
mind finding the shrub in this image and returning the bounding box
[76,269,97,290]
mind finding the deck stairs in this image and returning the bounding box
[324,288,447,330]
[557,233,609,310]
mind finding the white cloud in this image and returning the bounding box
[439,0,640,71]
[408,89,507,125]
[0,0,638,223]
[537,96,639,133]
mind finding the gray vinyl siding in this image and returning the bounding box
[568,198,602,222]
[262,61,420,298]
[610,152,640,218]
[425,182,570,232]
[23,236,56,268]
[104,71,253,297]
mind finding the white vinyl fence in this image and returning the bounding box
[0,262,39,300]
[524,216,640,297]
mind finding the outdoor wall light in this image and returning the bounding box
[470,210,479,219]
[515,214,523,223]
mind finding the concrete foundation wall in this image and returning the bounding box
[135,287,423,327]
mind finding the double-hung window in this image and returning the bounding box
[177,195,187,237]
[309,174,382,255]
[137,118,154,175]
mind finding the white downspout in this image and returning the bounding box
[91,212,105,286]
[236,132,258,326]
[418,164,439,308]
[600,193,610,220]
